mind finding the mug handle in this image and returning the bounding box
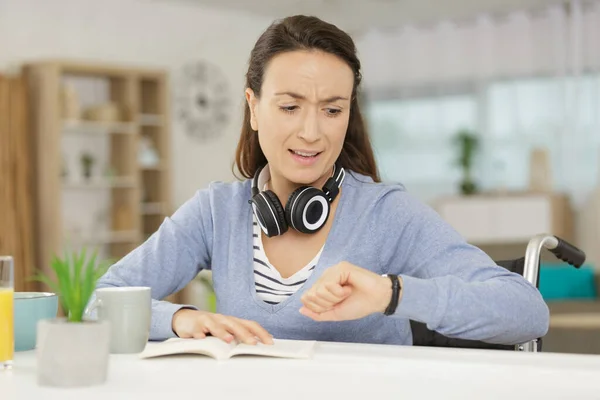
[83,297,103,320]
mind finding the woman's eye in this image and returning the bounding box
[280,106,298,114]
[326,108,342,117]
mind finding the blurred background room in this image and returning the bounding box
[1,0,600,354]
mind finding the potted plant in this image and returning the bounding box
[33,247,112,387]
[453,129,479,195]
[80,152,95,181]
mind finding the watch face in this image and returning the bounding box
[175,60,231,143]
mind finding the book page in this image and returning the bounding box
[229,339,316,359]
[140,337,237,361]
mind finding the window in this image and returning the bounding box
[365,74,600,204]
[366,93,477,201]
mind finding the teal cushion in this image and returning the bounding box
[539,263,597,301]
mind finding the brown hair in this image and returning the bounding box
[233,15,380,182]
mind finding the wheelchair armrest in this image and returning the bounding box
[524,234,586,287]
[548,236,586,268]
[408,234,585,352]
[410,320,517,350]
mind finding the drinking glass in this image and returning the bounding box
[0,256,14,370]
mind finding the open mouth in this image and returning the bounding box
[289,149,321,158]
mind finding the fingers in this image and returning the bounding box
[178,311,272,346]
[323,282,352,301]
[301,283,352,313]
[204,318,235,343]
[199,314,273,346]
[192,330,206,339]
[239,319,274,345]
[315,284,343,303]
[220,317,260,345]
[302,294,332,313]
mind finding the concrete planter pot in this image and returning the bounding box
[36,318,110,387]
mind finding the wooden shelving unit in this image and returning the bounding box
[25,60,172,283]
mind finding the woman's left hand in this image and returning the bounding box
[300,261,395,321]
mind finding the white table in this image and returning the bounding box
[2,341,600,400]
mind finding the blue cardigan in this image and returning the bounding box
[96,170,549,344]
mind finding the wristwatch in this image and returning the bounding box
[382,274,401,316]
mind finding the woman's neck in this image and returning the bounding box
[267,166,333,205]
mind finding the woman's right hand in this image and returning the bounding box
[171,309,274,345]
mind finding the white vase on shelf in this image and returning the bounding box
[138,135,160,168]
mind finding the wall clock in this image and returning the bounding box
[175,60,231,143]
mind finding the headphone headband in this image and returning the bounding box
[251,163,345,202]
[322,163,346,203]
[251,165,265,197]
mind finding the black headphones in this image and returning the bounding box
[249,164,346,237]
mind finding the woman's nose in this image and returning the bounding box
[297,110,320,142]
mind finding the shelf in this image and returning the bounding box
[140,164,163,171]
[68,230,141,245]
[63,120,136,135]
[62,177,137,189]
[27,60,171,291]
[139,114,163,126]
[435,194,573,245]
[141,202,164,215]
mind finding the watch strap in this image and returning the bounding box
[383,274,400,316]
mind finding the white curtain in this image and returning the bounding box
[358,2,600,86]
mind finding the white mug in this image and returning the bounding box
[86,287,151,354]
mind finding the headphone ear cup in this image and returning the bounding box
[284,187,307,231]
[251,190,288,237]
[285,186,330,234]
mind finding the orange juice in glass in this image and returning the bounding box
[0,256,14,370]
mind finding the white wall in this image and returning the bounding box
[0,0,271,207]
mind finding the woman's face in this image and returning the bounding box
[246,50,354,186]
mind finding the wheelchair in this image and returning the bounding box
[410,234,587,353]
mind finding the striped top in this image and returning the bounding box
[253,216,323,305]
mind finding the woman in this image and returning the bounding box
[96,15,549,346]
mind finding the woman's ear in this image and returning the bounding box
[245,88,259,131]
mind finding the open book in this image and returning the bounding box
[139,337,316,361]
